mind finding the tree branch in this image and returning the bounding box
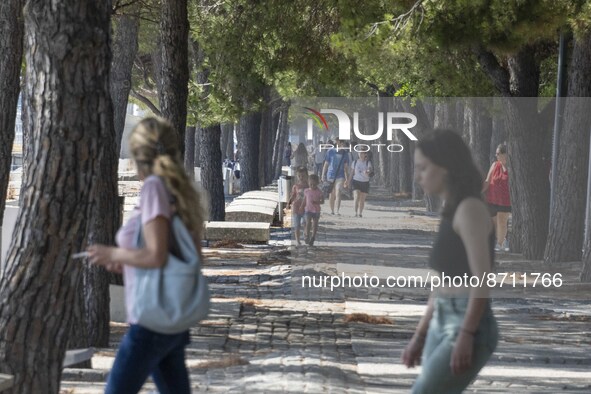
[130,88,162,116]
[472,45,511,96]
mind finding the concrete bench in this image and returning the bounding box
[229,199,278,211]
[225,205,276,223]
[236,191,278,202]
[0,374,13,392]
[63,348,95,368]
[205,221,270,243]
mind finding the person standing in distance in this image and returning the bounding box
[321,139,350,215]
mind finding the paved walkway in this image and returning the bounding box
[61,188,591,393]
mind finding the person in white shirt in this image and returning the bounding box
[345,151,373,217]
[312,141,327,176]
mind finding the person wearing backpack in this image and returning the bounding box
[345,151,373,217]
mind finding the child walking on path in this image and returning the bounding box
[288,167,309,245]
[304,174,324,246]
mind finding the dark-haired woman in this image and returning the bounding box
[401,129,498,393]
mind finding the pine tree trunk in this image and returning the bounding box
[504,99,550,259]
[226,124,236,160]
[68,6,139,354]
[185,126,196,179]
[200,124,225,221]
[465,98,493,176]
[545,32,591,264]
[490,110,507,164]
[258,100,271,187]
[0,0,24,232]
[239,111,262,193]
[505,47,549,259]
[581,134,591,281]
[220,123,232,161]
[159,0,189,154]
[194,127,202,167]
[265,103,277,185]
[0,1,112,391]
[377,95,390,186]
[111,10,139,154]
[273,107,289,179]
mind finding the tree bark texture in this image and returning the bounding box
[200,124,225,221]
[0,1,113,391]
[159,0,189,155]
[477,45,550,259]
[490,110,507,164]
[545,32,591,264]
[194,127,202,168]
[184,126,196,179]
[110,10,139,155]
[376,95,390,186]
[273,105,290,180]
[239,111,262,193]
[504,99,550,259]
[69,7,140,352]
[464,99,493,176]
[220,123,232,161]
[0,0,25,229]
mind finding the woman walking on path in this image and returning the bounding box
[402,129,498,394]
[345,151,373,217]
[87,117,205,394]
[483,144,511,251]
[292,142,310,170]
[288,167,309,245]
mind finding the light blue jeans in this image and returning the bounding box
[412,297,498,394]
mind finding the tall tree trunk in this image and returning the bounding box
[200,124,225,221]
[184,126,196,179]
[159,0,189,154]
[273,105,290,179]
[259,91,272,187]
[0,0,25,235]
[220,123,232,161]
[477,45,549,259]
[465,98,493,176]
[399,134,413,194]
[490,109,507,164]
[376,95,390,186]
[194,127,202,167]
[582,133,591,281]
[110,10,139,155]
[227,124,236,160]
[239,110,262,193]
[504,99,549,259]
[265,103,278,185]
[68,5,140,354]
[0,1,112,391]
[545,32,591,264]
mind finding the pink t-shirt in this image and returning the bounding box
[304,188,323,213]
[115,175,172,324]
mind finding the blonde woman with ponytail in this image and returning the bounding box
[88,117,204,394]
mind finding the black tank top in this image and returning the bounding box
[429,217,495,277]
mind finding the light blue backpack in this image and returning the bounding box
[131,214,210,334]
